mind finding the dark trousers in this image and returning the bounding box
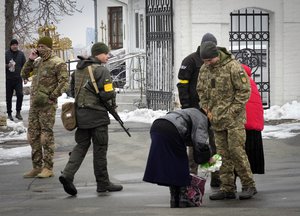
[6,78,23,114]
[62,126,109,184]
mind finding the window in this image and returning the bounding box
[135,12,145,49]
[108,7,123,49]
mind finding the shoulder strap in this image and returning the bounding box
[87,66,100,94]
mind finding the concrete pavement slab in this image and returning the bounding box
[1,109,300,215]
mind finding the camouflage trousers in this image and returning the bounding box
[27,105,56,169]
[62,126,109,184]
[214,128,255,192]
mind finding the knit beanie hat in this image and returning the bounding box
[201,33,217,45]
[91,42,109,57]
[10,39,19,46]
[200,41,219,59]
[37,36,53,49]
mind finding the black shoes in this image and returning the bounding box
[8,112,23,121]
[209,190,236,200]
[15,112,23,120]
[239,187,257,200]
[59,175,77,196]
[8,114,14,121]
[169,187,179,208]
[97,182,123,192]
[210,171,221,187]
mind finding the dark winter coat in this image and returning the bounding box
[177,46,203,109]
[5,49,26,80]
[70,56,116,129]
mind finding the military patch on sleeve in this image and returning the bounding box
[239,71,247,83]
[104,83,114,92]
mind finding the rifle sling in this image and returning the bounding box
[87,66,100,94]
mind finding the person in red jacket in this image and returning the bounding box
[242,64,265,174]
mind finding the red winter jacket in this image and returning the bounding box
[242,64,264,131]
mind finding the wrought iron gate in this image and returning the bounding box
[230,8,270,108]
[145,0,174,110]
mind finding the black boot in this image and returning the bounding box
[8,114,14,121]
[178,187,196,208]
[15,112,23,120]
[97,181,123,192]
[210,171,221,187]
[169,186,179,208]
[59,175,77,196]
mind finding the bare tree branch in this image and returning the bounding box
[5,0,82,47]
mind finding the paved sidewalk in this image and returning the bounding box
[1,110,300,215]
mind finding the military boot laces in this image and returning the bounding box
[59,175,77,196]
[23,168,42,178]
[36,168,54,178]
[239,187,257,200]
[15,112,23,120]
[209,190,236,200]
[97,182,123,193]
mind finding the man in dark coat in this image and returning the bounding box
[177,33,220,187]
[5,39,26,121]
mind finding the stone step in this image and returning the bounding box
[115,90,146,111]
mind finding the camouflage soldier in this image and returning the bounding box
[177,33,220,187]
[59,42,123,196]
[196,41,256,200]
[21,36,69,178]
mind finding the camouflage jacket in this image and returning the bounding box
[196,47,250,131]
[21,53,69,107]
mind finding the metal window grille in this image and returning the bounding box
[230,8,270,108]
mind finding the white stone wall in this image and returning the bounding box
[0,3,5,108]
[283,0,300,103]
[173,0,300,107]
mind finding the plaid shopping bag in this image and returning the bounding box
[186,173,207,207]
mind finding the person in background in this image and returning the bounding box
[143,108,212,208]
[242,64,265,175]
[177,33,220,187]
[21,36,69,178]
[59,42,123,196]
[197,41,256,200]
[5,39,26,121]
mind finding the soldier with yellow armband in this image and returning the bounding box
[59,42,123,196]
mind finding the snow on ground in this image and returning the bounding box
[1,94,300,165]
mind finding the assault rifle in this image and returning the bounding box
[83,67,131,137]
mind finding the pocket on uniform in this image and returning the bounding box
[33,91,49,107]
